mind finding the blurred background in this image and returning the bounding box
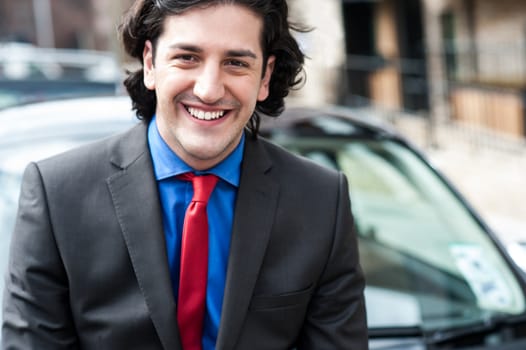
[0,0,525,243]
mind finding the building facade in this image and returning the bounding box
[0,0,133,51]
[423,0,526,137]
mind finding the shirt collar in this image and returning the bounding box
[147,116,244,187]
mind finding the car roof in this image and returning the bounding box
[0,95,137,144]
[264,105,399,139]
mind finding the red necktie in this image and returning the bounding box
[177,173,218,350]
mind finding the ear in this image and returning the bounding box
[257,55,276,101]
[143,40,156,90]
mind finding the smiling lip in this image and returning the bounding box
[185,105,228,121]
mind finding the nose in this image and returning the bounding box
[193,64,225,103]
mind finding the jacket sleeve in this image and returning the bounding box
[298,172,369,349]
[2,162,78,349]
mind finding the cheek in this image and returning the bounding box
[230,78,266,105]
[157,73,188,96]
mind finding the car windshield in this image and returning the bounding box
[267,115,526,332]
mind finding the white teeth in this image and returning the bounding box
[187,107,225,120]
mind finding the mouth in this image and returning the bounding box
[185,106,227,121]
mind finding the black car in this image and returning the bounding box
[1,96,526,349]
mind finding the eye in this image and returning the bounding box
[175,54,197,62]
[225,59,248,68]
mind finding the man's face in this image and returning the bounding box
[143,4,275,170]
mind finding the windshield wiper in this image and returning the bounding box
[425,312,526,347]
[369,325,424,339]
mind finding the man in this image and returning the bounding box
[3,0,368,349]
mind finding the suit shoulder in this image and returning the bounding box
[38,123,145,168]
[36,122,147,180]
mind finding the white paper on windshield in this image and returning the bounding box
[450,243,512,310]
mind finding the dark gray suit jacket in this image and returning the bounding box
[2,122,368,349]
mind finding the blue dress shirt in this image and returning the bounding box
[147,117,243,349]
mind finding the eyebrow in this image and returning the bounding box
[226,49,257,59]
[169,44,258,59]
[169,43,202,53]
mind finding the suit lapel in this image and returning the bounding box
[106,123,180,350]
[216,135,279,349]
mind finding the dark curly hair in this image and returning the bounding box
[118,0,307,135]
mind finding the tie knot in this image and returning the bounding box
[179,173,219,203]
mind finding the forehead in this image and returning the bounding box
[158,4,264,54]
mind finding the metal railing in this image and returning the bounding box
[338,44,526,154]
